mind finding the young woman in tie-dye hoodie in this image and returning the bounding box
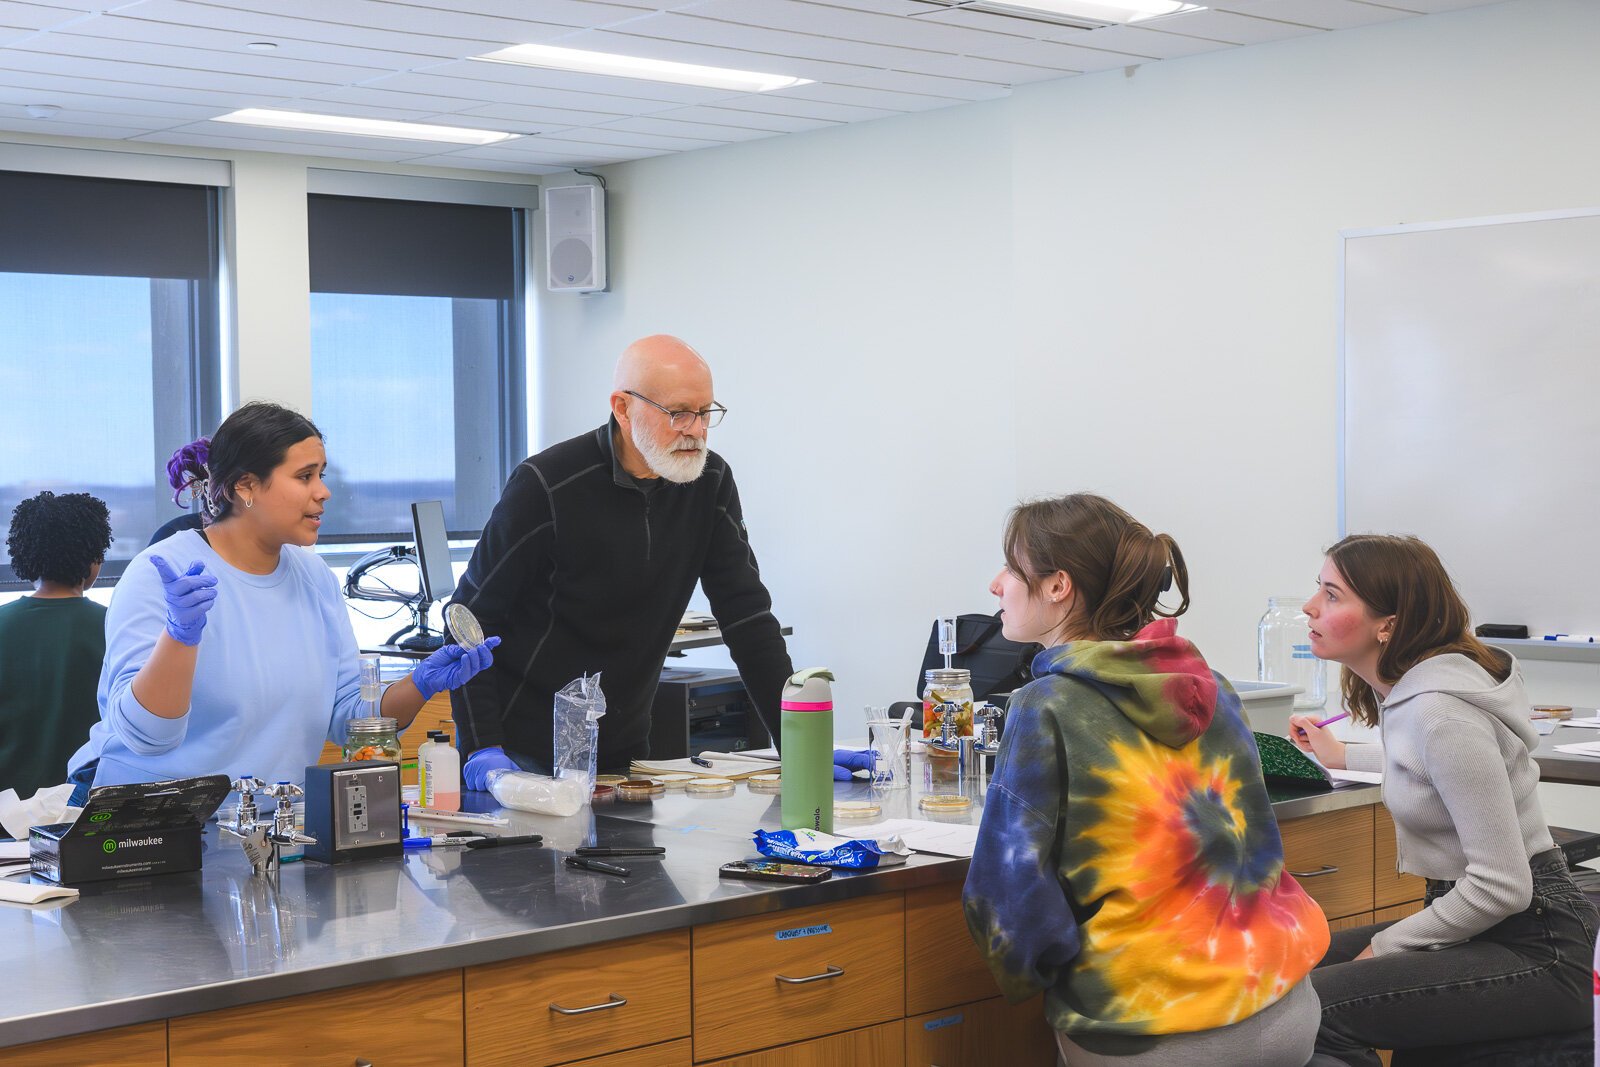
[963,494,1329,1067]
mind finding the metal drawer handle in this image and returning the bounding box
[355,1060,373,1067]
[550,992,628,1015]
[1289,864,1340,878]
[775,964,845,985]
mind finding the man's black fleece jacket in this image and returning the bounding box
[449,420,793,771]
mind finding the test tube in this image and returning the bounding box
[358,653,382,715]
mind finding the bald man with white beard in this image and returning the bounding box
[450,335,794,787]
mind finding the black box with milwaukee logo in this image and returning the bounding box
[30,774,231,885]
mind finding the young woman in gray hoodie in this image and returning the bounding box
[1289,534,1598,1065]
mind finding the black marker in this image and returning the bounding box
[575,846,665,857]
[565,855,631,877]
[690,756,713,769]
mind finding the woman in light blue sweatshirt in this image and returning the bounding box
[1291,534,1597,1065]
[68,403,497,797]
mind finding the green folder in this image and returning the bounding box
[1253,731,1336,790]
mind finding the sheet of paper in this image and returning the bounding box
[1328,769,1383,785]
[1553,741,1600,759]
[696,749,779,763]
[843,818,981,859]
[630,756,779,779]
[0,840,29,861]
[1555,716,1600,729]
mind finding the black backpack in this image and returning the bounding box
[916,613,1041,702]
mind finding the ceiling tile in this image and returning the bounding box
[0,117,170,139]
[0,82,222,119]
[422,56,748,106]
[1145,8,1323,44]
[1373,0,1498,12]
[148,118,480,155]
[354,71,684,117]
[130,126,425,160]
[0,49,338,97]
[394,152,569,174]
[681,0,1025,54]
[1066,24,1233,59]
[534,124,723,151]
[775,80,962,112]
[202,0,576,46]
[119,0,503,59]
[0,1,92,31]
[904,6,1110,45]
[0,66,298,109]
[634,102,839,133]
[450,99,636,127]
[707,92,899,123]
[379,0,658,30]
[11,30,396,83]
[1214,0,1415,29]
[963,35,1143,72]
[596,113,778,141]
[65,13,469,70]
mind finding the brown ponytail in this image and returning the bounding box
[1002,493,1191,642]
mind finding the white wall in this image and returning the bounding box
[537,0,1600,752]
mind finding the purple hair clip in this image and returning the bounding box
[167,437,212,506]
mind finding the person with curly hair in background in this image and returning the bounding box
[0,491,112,796]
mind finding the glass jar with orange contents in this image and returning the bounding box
[344,717,402,763]
[922,668,974,747]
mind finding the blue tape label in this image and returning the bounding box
[924,1013,964,1031]
[775,923,832,941]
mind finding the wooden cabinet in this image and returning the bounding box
[1374,805,1425,908]
[1280,805,1375,920]
[0,1021,166,1067]
[466,929,690,1067]
[692,893,906,1062]
[906,996,1055,1067]
[168,971,462,1067]
[700,1022,904,1067]
[904,882,999,1015]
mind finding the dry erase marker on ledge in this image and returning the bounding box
[1543,634,1599,643]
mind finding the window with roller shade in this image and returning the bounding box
[307,193,527,542]
[0,169,222,587]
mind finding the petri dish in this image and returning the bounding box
[445,603,485,650]
[835,800,880,819]
[591,784,616,805]
[686,777,735,796]
[919,793,972,813]
[595,774,628,787]
[616,778,666,802]
[656,773,695,788]
[747,773,781,793]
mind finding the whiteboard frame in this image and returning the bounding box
[1336,204,1600,537]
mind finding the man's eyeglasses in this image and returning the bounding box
[624,390,728,430]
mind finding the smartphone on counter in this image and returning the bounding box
[719,860,832,884]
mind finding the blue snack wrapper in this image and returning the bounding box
[753,828,909,869]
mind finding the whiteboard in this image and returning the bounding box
[1341,208,1600,638]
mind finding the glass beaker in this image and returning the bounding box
[1257,595,1327,710]
[866,716,910,790]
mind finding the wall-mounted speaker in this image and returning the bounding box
[544,183,606,293]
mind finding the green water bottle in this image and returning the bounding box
[781,667,835,834]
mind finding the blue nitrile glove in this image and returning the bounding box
[464,746,519,792]
[833,747,875,781]
[410,636,501,701]
[149,554,218,646]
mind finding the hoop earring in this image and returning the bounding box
[244,497,254,510]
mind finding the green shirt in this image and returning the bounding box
[0,596,106,798]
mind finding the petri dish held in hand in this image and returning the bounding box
[446,602,485,650]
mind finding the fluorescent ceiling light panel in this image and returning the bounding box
[953,0,1202,23]
[475,44,811,93]
[214,108,516,145]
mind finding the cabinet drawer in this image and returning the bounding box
[700,1021,904,1067]
[906,996,1055,1067]
[0,1021,166,1067]
[467,929,689,1067]
[692,894,905,1061]
[1374,805,1425,908]
[565,1037,692,1066]
[905,883,1000,1016]
[169,971,462,1066]
[1280,805,1374,920]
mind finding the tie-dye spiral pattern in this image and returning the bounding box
[963,619,1329,1037]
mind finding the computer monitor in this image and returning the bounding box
[410,500,456,606]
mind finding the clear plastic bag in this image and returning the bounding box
[554,672,606,791]
[485,769,588,817]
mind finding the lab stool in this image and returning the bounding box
[1390,1028,1593,1067]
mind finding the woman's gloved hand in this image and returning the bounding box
[463,746,519,792]
[411,637,501,701]
[149,555,218,646]
[833,747,875,781]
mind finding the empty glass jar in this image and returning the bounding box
[1257,596,1327,710]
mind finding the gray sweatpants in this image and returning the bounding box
[1055,977,1320,1067]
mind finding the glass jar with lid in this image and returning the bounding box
[1257,595,1327,710]
[344,717,402,763]
[922,668,975,745]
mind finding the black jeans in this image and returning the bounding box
[1308,849,1599,1066]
